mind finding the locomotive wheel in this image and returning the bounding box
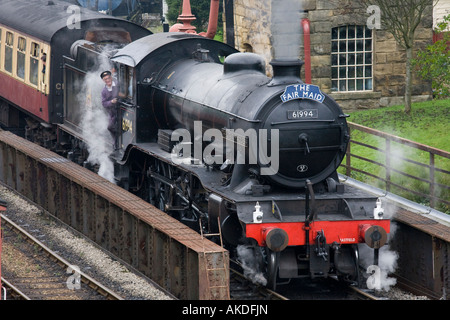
[148,177,163,210]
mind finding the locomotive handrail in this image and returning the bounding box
[340,121,450,211]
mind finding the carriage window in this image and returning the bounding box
[4,31,14,73]
[29,42,40,85]
[16,36,26,79]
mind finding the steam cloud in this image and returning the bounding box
[236,245,268,286]
[77,49,116,183]
[359,203,399,292]
[271,0,303,59]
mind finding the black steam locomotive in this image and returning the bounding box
[0,0,390,290]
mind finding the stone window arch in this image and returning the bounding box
[242,43,253,53]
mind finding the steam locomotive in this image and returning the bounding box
[0,0,390,290]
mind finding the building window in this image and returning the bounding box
[30,42,40,86]
[5,31,14,73]
[331,25,373,92]
[16,36,26,79]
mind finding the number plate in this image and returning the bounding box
[287,109,318,120]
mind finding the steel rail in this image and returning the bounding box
[349,285,387,300]
[0,213,124,300]
[1,277,31,300]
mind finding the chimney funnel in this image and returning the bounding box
[268,59,304,86]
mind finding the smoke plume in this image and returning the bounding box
[236,245,268,286]
[270,0,303,59]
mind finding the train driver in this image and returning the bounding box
[101,70,120,147]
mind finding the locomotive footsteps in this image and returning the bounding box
[170,121,280,175]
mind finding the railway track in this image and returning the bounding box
[230,268,289,300]
[230,259,380,300]
[230,266,386,300]
[348,285,388,300]
[1,213,123,300]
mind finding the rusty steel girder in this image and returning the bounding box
[0,130,229,300]
[392,209,450,299]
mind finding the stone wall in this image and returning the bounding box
[434,1,450,29]
[230,0,433,112]
[233,0,273,72]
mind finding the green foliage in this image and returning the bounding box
[413,15,450,99]
[165,0,223,36]
[338,100,450,213]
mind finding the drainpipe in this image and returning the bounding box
[301,18,311,84]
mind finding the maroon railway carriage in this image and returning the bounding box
[0,0,150,137]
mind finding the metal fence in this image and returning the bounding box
[340,122,450,211]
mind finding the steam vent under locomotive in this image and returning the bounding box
[65,32,391,289]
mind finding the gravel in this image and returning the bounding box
[383,287,429,300]
[0,184,173,300]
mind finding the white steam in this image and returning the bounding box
[359,244,399,292]
[77,52,116,183]
[236,245,268,286]
[359,203,399,292]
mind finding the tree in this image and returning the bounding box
[363,0,434,113]
[413,14,450,98]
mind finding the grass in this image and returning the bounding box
[346,99,450,150]
[338,99,450,213]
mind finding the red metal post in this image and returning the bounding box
[199,0,220,39]
[169,0,196,33]
[301,18,311,84]
[170,0,220,39]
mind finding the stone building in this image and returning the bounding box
[223,0,434,111]
[434,0,450,29]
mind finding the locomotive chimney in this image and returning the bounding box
[268,59,304,86]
